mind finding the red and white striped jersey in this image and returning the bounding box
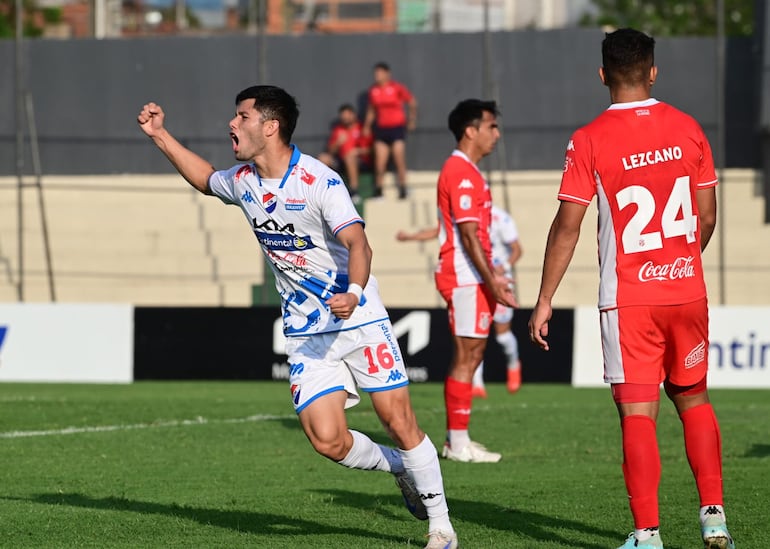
[558,98,717,310]
[434,150,493,292]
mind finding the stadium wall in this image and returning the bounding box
[0,30,759,176]
[1,304,767,387]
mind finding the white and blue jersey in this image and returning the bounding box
[490,205,519,278]
[208,145,389,337]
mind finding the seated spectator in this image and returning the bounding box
[318,104,373,204]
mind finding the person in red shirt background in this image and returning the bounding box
[319,103,373,204]
[363,62,417,200]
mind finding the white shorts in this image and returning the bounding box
[284,319,410,414]
[438,284,495,339]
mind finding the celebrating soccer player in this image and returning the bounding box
[529,28,734,549]
[137,85,457,549]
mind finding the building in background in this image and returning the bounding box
[16,0,590,37]
[400,0,591,33]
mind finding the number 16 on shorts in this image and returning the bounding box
[360,321,409,388]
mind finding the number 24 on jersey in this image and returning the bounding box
[616,175,697,254]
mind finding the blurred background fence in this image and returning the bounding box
[0,30,760,174]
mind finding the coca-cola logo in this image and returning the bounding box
[638,256,695,282]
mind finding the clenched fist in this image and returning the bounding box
[137,102,166,137]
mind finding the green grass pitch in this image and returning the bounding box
[0,382,766,548]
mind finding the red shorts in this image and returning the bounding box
[339,135,373,161]
[601,298,709,386]
[438,284,495,338]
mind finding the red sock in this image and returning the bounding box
[444,377,472,431]
[621,415,661,529]
[680,403,724,506]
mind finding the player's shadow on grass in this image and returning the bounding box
[743,443,770,458]
[4,493,405,543]
[312,488,625,549]
[275,416,304,431]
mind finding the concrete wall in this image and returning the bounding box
[0,30,760,177]
[368,169,770,308]
[1,169,767,307]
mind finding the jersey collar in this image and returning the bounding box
[451,149,483,176]
[255,144,302,188]
[607,98,660,111]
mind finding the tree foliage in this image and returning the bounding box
[580,0,754,37]
[0,0,60,38]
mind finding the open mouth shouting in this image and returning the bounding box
[230,132,239,152]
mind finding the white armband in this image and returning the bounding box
[347,283,363,302]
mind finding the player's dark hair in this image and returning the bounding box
[235,85,299,145]
[447,99,499,142]
[601,28,655,88]
[338,103,356,113]
[374,61,390,72]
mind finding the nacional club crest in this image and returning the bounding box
[263,192,277,214]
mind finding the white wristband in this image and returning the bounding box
[347,283,363,301]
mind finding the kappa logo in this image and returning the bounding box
[0,325,7,356]
[458,179,474,189]
[386,370,405,383]
[263,192,277,214]
[327,178,342,189]
[684,340,706,369]
[241,191,256,204]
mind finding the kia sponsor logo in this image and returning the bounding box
[638,256,695,282]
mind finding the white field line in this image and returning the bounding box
[0,414,294,439]
[0,396,52,402]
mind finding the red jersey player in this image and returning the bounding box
[363,62,417,200]
[529,28,734,549]
[435,99,516,463]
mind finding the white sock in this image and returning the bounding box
[400,435,453,533]
[447,429,470,451]
[700,505,726,524]
[338,430,401,472]
[472,361,485,388]
[634,527,659,541]
[496,331,519,366]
